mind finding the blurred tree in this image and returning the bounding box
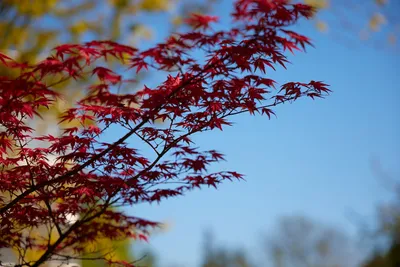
[201,230,254,267]
[361,199,400,267]
[0,0,219,133]
[361,161,400,267]
[362,242,400,267]
[297,0,400,52]
[265,215,358,267]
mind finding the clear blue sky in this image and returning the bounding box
[97,1,399,266]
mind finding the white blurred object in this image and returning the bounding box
[65,213,79,225]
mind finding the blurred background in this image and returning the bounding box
[1,0,399,266]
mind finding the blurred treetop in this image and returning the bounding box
[0,0,218,60]
[299,0,399,52]
[0,0,218,132]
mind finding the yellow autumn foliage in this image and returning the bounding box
[12,227,60,266]
[0,0,221,133]
[5,0,58,16]
[140,0,171,11]
[0,0,182,133]
[369,13,387,32]
[1,0,222,265]
[304,0,329,10]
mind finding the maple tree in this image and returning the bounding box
[0,0,330,266]
[1,1,220,262]
[1,0,219,133]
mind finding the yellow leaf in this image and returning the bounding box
[304,0,329,10]
[109,0,129,8]
[70,21,89,35]
[36,31,57,49]
[140,0,171,12]
[369,13,386,32]
[14,0,57,16]
[172,16,183,26]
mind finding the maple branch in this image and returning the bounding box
[129,110,233,190]
[134,131,160,156]
[163,114,176,150]
[0,54,228,216]
[227,91,329,117]
[127,128,199,187]
[43,199,63,237]
[51,247,118,262]
[25,194,118,267]
[10,117,64,238]
[134,94,318,191]
[46,75,72,88]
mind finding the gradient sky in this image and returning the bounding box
[95,1,400,266]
